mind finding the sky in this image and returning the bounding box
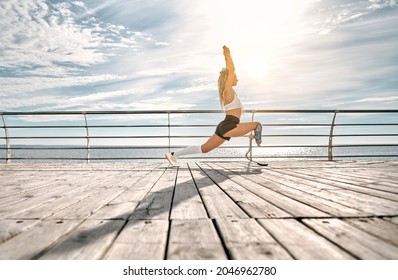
[1,0,397,113]
[0,0,397,158]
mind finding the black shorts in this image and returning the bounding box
[215,115,240,141]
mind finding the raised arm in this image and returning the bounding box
[223,45,235,74]
[222,46,236,103]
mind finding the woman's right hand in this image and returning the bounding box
[223,45,231,57]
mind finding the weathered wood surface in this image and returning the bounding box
[0,160,397,260]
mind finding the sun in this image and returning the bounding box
[207,0,305,79]
[245,56,269,79]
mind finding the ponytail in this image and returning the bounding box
[217,68,228,109]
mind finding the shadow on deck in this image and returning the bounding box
[0,160,397,259]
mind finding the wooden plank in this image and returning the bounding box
[0,220,82,259]
[302,218,398,259]
[100,169,164,204]
[189,164,249,219]
[343,218,398,247]
[327,163,398,182]
[271,166,398,207]
[215,218,292,259]
[0,171,92,210]
[28,169,136,219]
[206,163,328,218]
[296,167,398,199]
[0,167,121,216]
[167,219,227,260]
[0,191,62,219]
[216,162,366,217]
[7,186,93,219]
[49,187,126,220]
[170,164,208,220]
[40,219,125,260]
[0,170,90,198]
[129,168,177,220]
[76,164,164,220]
[0,220,40,244]
[246,164,398,216]
[313,168,398,192]
[2,164,166,219]
[306,165,398,193]
[246,163,374,216]
[200,163,291,218]
[0,164,161,204]
[384,216,398,225]
[88,169,165,220]
[104,220,169,260]
[4,169,116,219]
[258,219,354,259]
[0,169,71,191]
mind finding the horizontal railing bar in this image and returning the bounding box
[334,123,398,126]
[1,156,329,160]
[2,109,398,115]
[3,123,398,129]
[3,134,398,139]
[0,136,205,139]
[265,123,398,126]
[6,155,397,161]
[333,144,398,147]
[2,146,261,150]
[2,144,397,150]
[0,135,329,139]
[2,124,217,129]
[332,155,398,158]
[2,157,314,160]
[334,134,398,137]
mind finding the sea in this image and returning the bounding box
[1,145,397,163]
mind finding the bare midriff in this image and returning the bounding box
[226,108,242,119]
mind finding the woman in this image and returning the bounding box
[165,46,262,166]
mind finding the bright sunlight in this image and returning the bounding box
[245,56,269,79]
[207,0,308,79]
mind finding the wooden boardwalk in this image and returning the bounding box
[0,160,397,260]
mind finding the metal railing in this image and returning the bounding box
[1,110,398,163]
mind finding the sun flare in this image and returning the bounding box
[245,57,269,79]
[208,0,305,79]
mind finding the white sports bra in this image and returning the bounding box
[224,93,242,111]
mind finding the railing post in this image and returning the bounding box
[250,111,256,160]
[1,115,11,163]
[167,112,171,153]
[245,110,256,162]
[83,113,90,163]
[328,111,338,161]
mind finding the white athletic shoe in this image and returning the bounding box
[165,153,178,167]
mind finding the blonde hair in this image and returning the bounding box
[218,68,228,108]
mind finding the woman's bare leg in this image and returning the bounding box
[201,134,226,153]
[223,122,259,138]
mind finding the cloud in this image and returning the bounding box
[353,95,398,103]
[0,0,164,77]
[368,0,397,10]
[1,0,397,114]
[250,2,398,110]
[0,0,171,111]
[1,0,102,68]
[0,74,126,97]
[310,0,397,35]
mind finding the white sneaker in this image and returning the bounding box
[165,153,178,167]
